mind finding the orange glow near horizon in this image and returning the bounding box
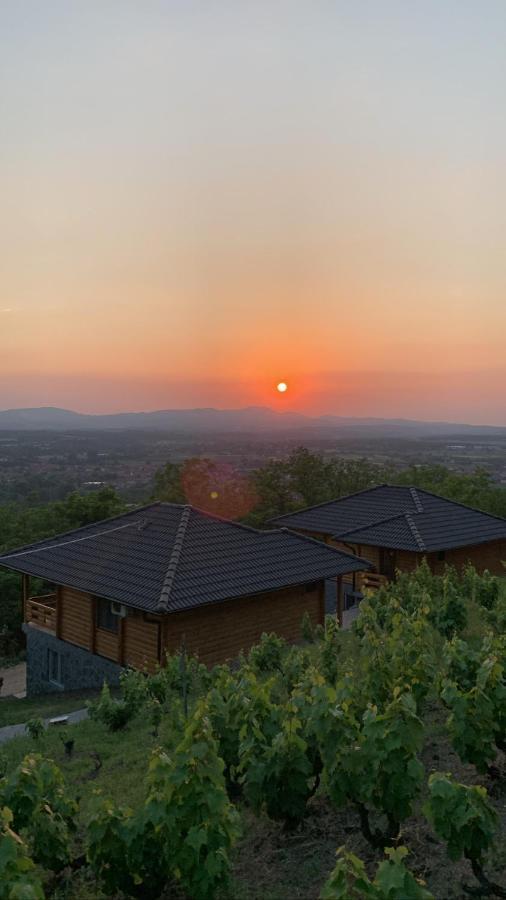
[1,5,506,425]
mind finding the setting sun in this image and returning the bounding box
[276,382,288,393]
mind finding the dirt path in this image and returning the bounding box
[0,663,26,699]
[0,707,88,745]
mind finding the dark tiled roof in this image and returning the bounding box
[0,503,368,614]
[271,485,506,552]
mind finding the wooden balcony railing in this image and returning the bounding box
[25,593,58,633]
[357,572,389,593]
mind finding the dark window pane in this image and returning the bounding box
[96,598,119,633]
[47,649,61,684]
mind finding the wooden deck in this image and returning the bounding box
[25,593,58,633]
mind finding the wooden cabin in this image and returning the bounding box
[272,485,506,623]
[0,502,368,695]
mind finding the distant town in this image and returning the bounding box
[1,423,505,507]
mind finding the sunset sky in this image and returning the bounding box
[1,2,505,424]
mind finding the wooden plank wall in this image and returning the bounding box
[95,628,119,662]
[430,540,506,576]
[60,587,94,650]
[161,582,324,668]
[123,614,159,672]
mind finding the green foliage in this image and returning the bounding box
[476,570,500,609]
[149,698,163,736]
[394,465,506,519]
[319,687,424,844]
[441,641,506,771]
[86,794,139,895]
[320,846,434,899]
[424,773,497,863]
[0,755,77,872]
[248,447,389,524]
[206,666,246,786]
[151,460,186,503]
[319,615,341,684]
[301,610,315,642]
[24,718,44,742]
[354,594,435,711]
[280,644,313,692]
[393,561,467,638]
[87,682,136,731]
[248,632,286,674]
[0,487,125,554]
[145,711,240,900]
[0,807,44,900]
[488,591,506,633]
[87,709,240,900]
[240,708,315,829]
[0,572,25,658]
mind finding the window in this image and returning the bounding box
[96,597,119,633]
[437,550,446,562]
[47,649,62,685]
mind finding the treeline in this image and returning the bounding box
[152,447,506,524]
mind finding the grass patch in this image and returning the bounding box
[0,710,170,821]
[0,689,104,728]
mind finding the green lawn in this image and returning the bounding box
[0,711,161,820]
[0,689,104,729]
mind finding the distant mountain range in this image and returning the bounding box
[0,406,505,438]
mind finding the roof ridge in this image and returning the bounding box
[413,487,506,525]
[409,486,424,513]
[404,513,426,551]
[156,505,192,613]
[333,511,407,539]
[278,527,373,567]
[268,483,391,523]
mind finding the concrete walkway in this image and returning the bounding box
[0,707,89,745]
[0,663,27,699]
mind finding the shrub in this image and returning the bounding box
[0,807,44,900]
[424,773,504,896]
[248,632,286,674]
[320,846,433,899]
[301,610,315,642]
[25,718,44,741]
[0,755,77,872]
[87,682,135,731]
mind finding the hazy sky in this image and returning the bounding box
[1,1,505,423]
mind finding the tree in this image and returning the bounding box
[248,448,389,525]
[395,465,506,519]
[151,461,185,503]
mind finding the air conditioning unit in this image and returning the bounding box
[110,601,127,618]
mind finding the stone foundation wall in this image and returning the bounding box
[23,625,122,696]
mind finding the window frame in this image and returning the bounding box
[95,597,119,633]
[47,648,62,686]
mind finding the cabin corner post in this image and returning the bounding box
[55,586,62,639]
[21,574,30,622]
[336,575,343,626]
[90,596,97,654]
[319,580,326,625]
[119,615,126,666]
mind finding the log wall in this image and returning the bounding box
[161,582,325,667]
[60,587,94,650]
